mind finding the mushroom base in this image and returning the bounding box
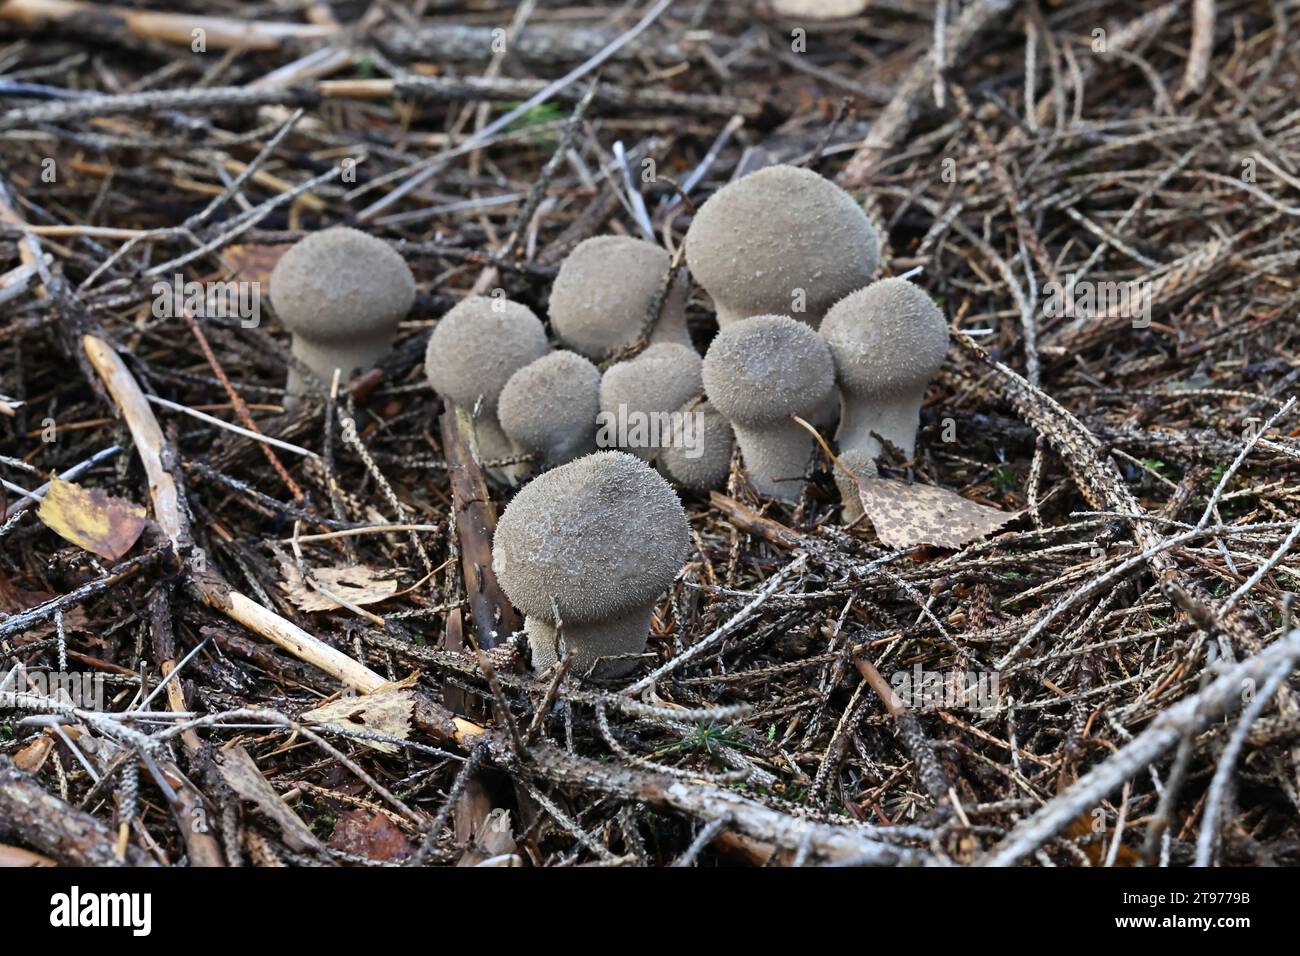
[832,447,879,524]
[465,410,529,486]
[285,336,392,408]
[525,606,655,680]
[835,395,924,464]
[733,419,818,503]
[645,274,695,352]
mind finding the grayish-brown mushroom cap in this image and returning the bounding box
[821,277,948,461]
[657,401,736,493]
[498,350,601,469]
[549,236,691,358]
[423,296,549,414]
[269,226,416,394]
[684,164,878,327]
[701,314,835,501]
[821,278,949,400]
[598,343,703,460]
[493,451,689,627]
[702,314,835,427]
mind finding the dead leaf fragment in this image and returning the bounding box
[327,810,414,862]
[222,243,289,288]
[280,560,400,612]
[215,744,323,852]
[301,676,415,754]
[36,479,146,561]
[856,477,1018,549]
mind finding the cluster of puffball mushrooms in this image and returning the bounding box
[268,164,949,679]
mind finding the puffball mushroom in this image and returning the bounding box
[549,236,692,359]
[702,314,835,502]
[498,350,601,470]
[820,277,949,468]
[492,450,690,679]
[269,226,416,403]
[657,401,736,493]
[598,343,703,462]
[684,164,879,328]
[424,296,549,481]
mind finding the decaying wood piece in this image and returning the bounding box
[0,0,334,50]
[439,402,520,651]
[81,333,485,749]
[512,740,930,866]
[0,755,154,866]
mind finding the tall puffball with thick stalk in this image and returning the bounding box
[269,226,416,405]
[549,236,692,359]
[424,295,549,484]
[702,314,835,502]
[492,451,690,679]
[820,277,949,520]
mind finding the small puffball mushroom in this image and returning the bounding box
[598,343,703,462]
[269,226,416,403]
[498,351,601,470]
[684,164,879,328]
[658,401,735,493]
[549,236,692,359]
[702,314,835,502]
[820,278,949,476]
[424,296,549,480]
[492,451,690,678]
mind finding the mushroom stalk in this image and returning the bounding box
[286,336,391,402]
[835,392,925,463]
[524,608,655,678]
[732,419,817,500]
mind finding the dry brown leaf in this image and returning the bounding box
[36,479,147,561]
[327,810,414,862]
[12,735,53,774]
[857,477,1017,549]
[222,243,289,288]
[215,744,323,852]
[301,675,415,754]
[280,561,399,612]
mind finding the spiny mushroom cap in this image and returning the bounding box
[702,314,835,428]
[493,451,690,625]
[424,296,549,412]
[684,164,878,324]
[549,236,676,358]
[658,402,735,492]
[270,226,416,342]
[498,351,601,458]
[599,343,703,421]
[821,278,949,399]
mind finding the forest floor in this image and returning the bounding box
[1,0,1299,868]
